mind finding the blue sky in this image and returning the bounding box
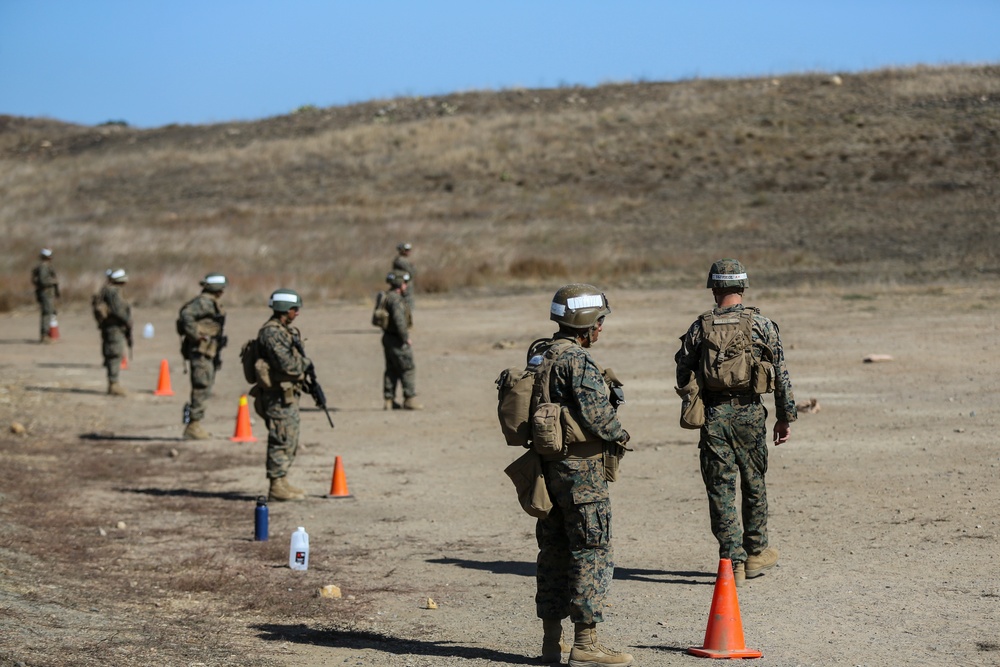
[2,1,998,129]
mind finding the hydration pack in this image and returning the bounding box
[371,291,390,330]
[495,338,574,451]
[699,307,775,395]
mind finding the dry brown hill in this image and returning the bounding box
[2,65,998,309]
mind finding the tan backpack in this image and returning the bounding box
[699,307,775,395]
[495,338,574,454]
[371,291,390,329]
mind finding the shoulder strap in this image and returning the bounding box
[533,339,575,405]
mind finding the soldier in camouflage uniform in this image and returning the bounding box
[533,284,633,667]
[674,259,796,586]
[96,269,133,396]
[382,271,422,410]
[31,248,59,343]
[392,242,416,312]
[252,289,311,502]
[178,273,228,440]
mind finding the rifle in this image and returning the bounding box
[125,325,134,361]
[291,336,335,429]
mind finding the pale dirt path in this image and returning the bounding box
[1,286,998,667]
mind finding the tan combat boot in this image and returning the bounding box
[183,420,210,440]
[541,618,571,663]
[569,623,633,667]
[384,398,398,411]
[733,560,746,587]
[268,477,305,502]
[745,546,779,579]
[402,396,424,410]
[284,477,305,495]
[108,382,127,397]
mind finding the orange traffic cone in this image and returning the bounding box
[326,455,352,498]
[48,317,59,341]
[230,394,257,442]
[153,359,173,396]
[121,355,129,370]
[687,559,762,659]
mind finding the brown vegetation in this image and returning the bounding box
[2,65,998,311]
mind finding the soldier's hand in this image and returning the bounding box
[773,421,791,445]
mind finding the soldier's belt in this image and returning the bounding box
[540,440,605,462]
[704,393,759,407]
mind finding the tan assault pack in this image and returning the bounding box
[371,291,389,330]
[495,338,575,455]
[91,293,110,327]
[699,307,775,395]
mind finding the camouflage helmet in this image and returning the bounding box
[108,268,129,284]
[268,288,302,313]
[386,271,410,288]
[397,242,412,252]
[200,273,227,293]
[706,258,749,289]
[550,283,611,330]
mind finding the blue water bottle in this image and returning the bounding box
[254,496,269,541]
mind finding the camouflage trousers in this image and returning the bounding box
[699,400,769,564]
[535,458,613,624]
[254,392,301,480]
[187,354,216,421]
[101,327,127,383]
[37,291,57,339]
[382,335,416,400]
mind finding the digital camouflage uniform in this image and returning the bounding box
[32,260,59,341]
[98,283,132,385]
[178,292,226,422]
[535,334,627,625]
[382,290,417,401]
[392,253,415,311]
[675,303,796,564]
[253,317,309,480]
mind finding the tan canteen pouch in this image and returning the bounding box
[676,372,705,429]
[504,449,552,519]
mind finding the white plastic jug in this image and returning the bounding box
[289,526,309,570]
[143,322,154,339]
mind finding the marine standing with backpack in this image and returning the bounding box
[31,248,59,343]
[251,289,311,502]
[381,271,422,410]
[531,284,633,667]
[177,273,227,440]
[94,269,133,397]
[674,259,797,586]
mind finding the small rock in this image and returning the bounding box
[863,354,893,363]
[168,448,179,458]
[830,75,843,86]
[98,527,107,537]
[319,585,342,598]
[424,597,438,610]
[492,339,518,350]
[116,521,127,530]
[10,422,26,435]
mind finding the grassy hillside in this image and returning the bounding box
[2,65,998,310]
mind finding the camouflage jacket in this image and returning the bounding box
[256,316,309,386]
[179,292,225,357]
[675,303,797,423]
[98,284,132,330]
[384,290,411,340]
[392,256,415,283]
[32,262,58,293]
[546,334,627,444]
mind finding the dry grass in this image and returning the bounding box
[2,64,999,313]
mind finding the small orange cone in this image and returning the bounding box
[326,455,352,498]
[687,559,762,659]
[230,394,257,442]
[48,317,59,340]
[153,359,173,396]
[121,355,129,370]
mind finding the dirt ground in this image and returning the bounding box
[1,285,998,667]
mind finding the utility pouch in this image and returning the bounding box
[603,446,621,483]
[752,359,775,394]
[254,358,273,389]
[560,407,589,445]
[531,403,564,457]
[676,372,705,429]
[504,449,552,518]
